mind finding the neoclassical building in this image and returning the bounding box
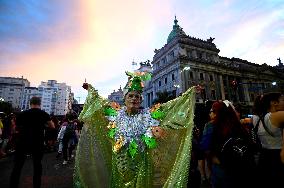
[108,86,124,105]
[142,17,284,108]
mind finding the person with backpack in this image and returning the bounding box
[252,93,284,188]
[56,118,68,159]
[200,100,256,188]
[62,113,77,165]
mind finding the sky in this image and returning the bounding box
[1,0,284,103]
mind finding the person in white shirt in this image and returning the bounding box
[252,93,284,188]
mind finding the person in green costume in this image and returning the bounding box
[74,71,196,188]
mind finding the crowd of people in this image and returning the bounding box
[0,97,83,188]
[0,112,17,158]
[190,92,284,188]
[1,81,283,188]
[0,109,82,163]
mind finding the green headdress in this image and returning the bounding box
[124,71,152,95]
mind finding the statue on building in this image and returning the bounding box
[277,57,283,66]
[207,37,215,43]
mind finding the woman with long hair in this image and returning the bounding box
[252,92,284,188]
[201,100,255,188]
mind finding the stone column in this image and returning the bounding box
[219,75,225,100]
[242,80,250,102]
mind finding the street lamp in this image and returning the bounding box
[180,66,191,93]
[0,98,4,102]
[272,82,277,86]
[182,66,191,71]
[173,81,180,97]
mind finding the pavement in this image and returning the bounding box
[0,151,211,188]
[0,151,74,188]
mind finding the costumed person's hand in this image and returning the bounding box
[152,127,166,139]
[82,83,89,90]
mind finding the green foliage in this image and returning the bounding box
[152,91,175,104]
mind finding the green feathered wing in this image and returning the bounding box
[151,87,196,188]
[74,84,195,188]
[73,85,111,188]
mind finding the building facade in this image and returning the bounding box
[38,80,73,115]
[143,17,284,108]
[0,77,73,115]
[21,87,40,111]
[108,86,124,105]
[0,77,30,109]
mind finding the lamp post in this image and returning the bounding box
[173,82,180,97]
[180,66,191,93]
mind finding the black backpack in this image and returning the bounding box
[220,135,255,168]
[249,118,262,153]
[63,123,76,140]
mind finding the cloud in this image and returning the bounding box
[1,0,284,103]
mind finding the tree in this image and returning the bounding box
[152,91,175,105]
[0,101,13,115]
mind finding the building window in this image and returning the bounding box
[198,51,202,59]
[187,51,191,58]
[223,79,227,86]
[200,73,204,80]
[159,81,161,87]
[10,89,14,91]
[225,93,229,99]
[190,72,194,79]
[211,90,216,99]
[250,93,255,102]
[172,74,175,81]
[169,51,174,60]
[165,77,167,84]
[210,75,214,81]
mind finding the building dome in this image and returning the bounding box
[167,16,187,43]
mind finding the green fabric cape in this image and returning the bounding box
[74,85,196,188]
